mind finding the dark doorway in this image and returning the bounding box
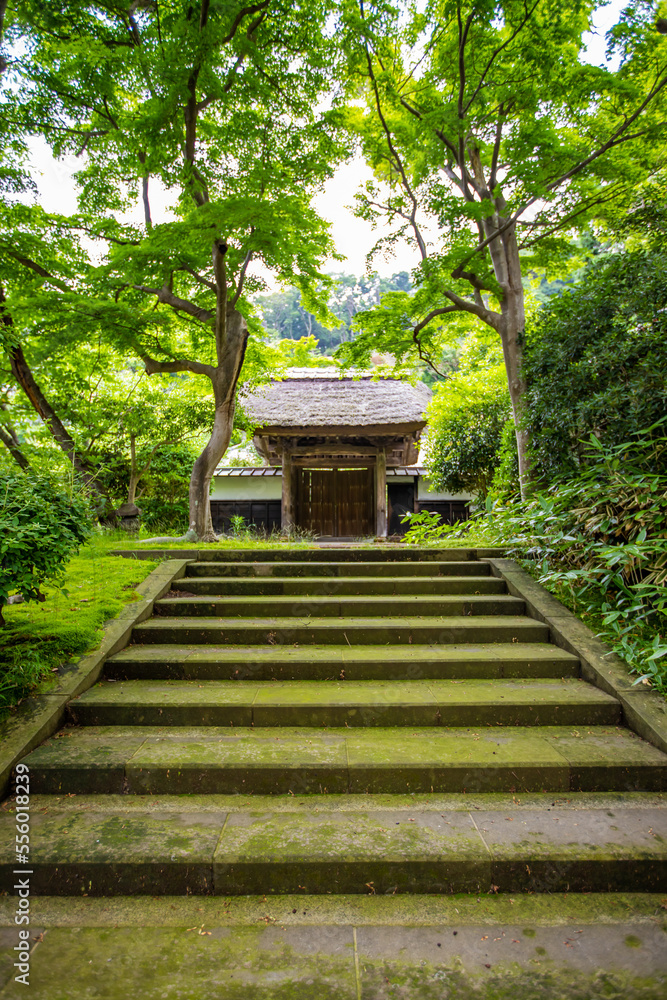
[388,482,415,536]
[296,467,375,537]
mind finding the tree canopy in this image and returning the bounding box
[1,0,345,536]
[338,0,667,491]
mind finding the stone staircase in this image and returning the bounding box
[10,547,667,897]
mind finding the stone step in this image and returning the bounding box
[194,548,501,563]
[173,575,506,596]
[68,678,620,729]
[106,643,581,681]
[1,793,665,896]
[185,560,492,578]
[132,616,549,645]
[22,725,667,796]
[154,595,526,618]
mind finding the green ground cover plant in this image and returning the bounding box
[413,428,667,695]
[0,536,158,716]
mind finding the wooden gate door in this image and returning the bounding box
[297,467,374,536]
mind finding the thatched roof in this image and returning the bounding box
[242,369,431,431]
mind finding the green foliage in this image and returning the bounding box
[456,428,667,694]
[130,444,201,533]
[400,509,455,544]
[422,336,511,497]
[524,248,667,479]
[338,0,667,375]
[0,470,92,624]
[489,420,521,500]
[256,272,413,355]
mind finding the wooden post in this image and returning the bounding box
[281,446,295,530]
[376,450,387,538]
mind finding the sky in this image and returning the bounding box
[27,0,628,284]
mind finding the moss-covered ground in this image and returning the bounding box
[0,536,158,717]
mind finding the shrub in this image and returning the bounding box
[523,248,667,480]
[422,341,511,498]
[0,471,93,626]
[457,426,667,693]
[131,444,198,531]
[400,509,456,544]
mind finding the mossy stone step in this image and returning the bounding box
[68,678,620,729]
[132,616,548,646]
[22,725,667,795]
[194,548,499,563]
[185,560,492,578]
[154,595,526,618]
[106,642,581,681]
[2,793,665,896]
[173,575,506,596]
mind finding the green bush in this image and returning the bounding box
[458,426,667,693]
[0,471,93,626]
[423,342,511,498]
[524,248,667,479]
[400,509,456,544]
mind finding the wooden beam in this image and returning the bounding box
[376,448,387,538]
[291,458,374,468]
[290,444,379,456]
[281,448,295,529]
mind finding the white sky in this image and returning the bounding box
[27,0,627,283]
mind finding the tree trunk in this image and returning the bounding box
[126,434,140,505]
[188,309,248,540]
[484,220,532,497]
[498,291,532,498]
[1,290,112,509]
[0,424,29,469]
[0,405,30,470]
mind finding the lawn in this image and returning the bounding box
[0,536,158,717]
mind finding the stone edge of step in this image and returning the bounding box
[484,558,667,756]
[0,559,191,798]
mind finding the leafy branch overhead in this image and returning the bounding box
[340,0,667,492]
[2,0,347,537]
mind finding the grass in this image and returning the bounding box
[0,535,158,717]
[98,527,478,551]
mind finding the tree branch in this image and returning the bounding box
[133,282,214,322]
[221,1,270,45]
[213,240,228,363]
[178,264,216,292]
[141,353,215,378]
[413,305,459,337]
[462,0,540,116]
[359,0,428,260]
[410,308,459,379]
[138,151,152,228]
[442,287,500,328]
[231,249,253,307]
[0,423,30,469]
[4,252,72,293]
[0,402,30,469]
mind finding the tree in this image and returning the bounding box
[422,334,510,496]
[523,245,667,479]
[339,0,667,494]
[0,469,91,627]
[6,0,343,538]
[256,271,413,352]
